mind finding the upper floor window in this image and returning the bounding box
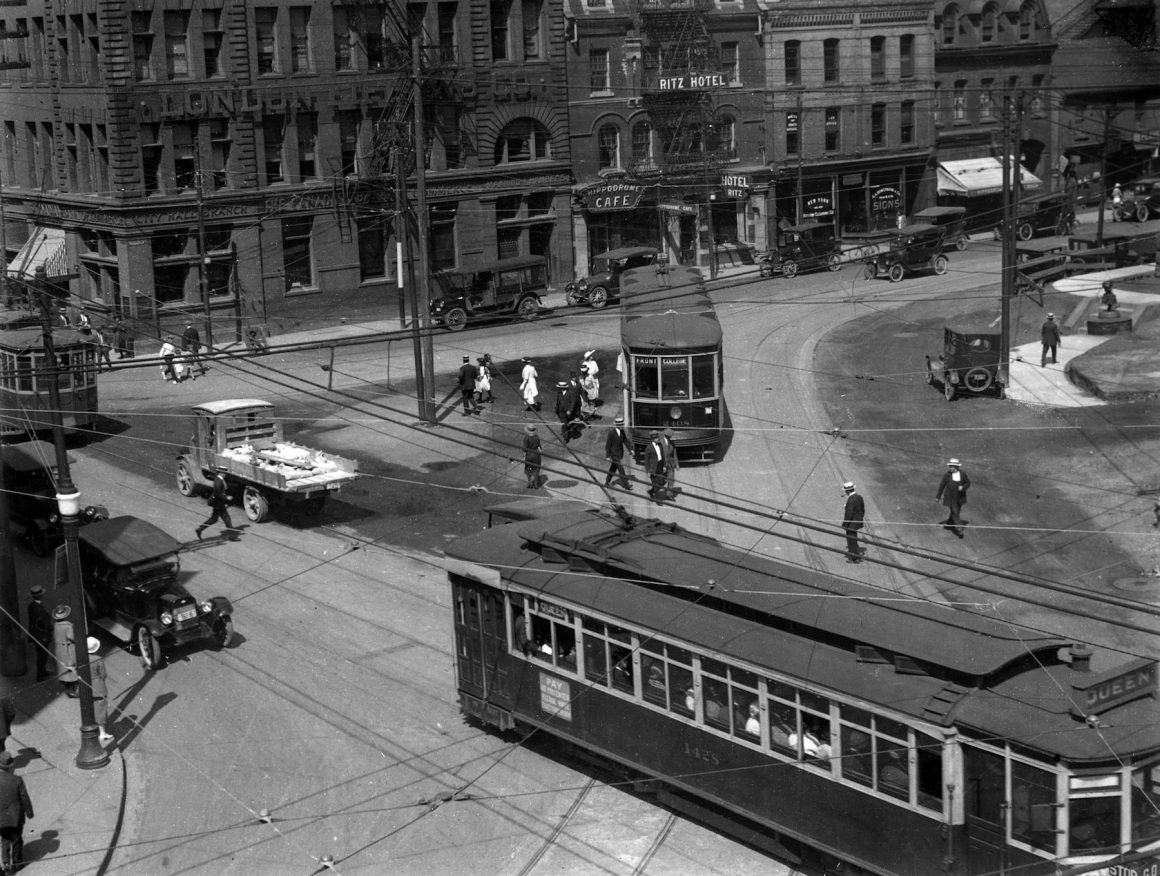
[870,37,885,81]
[901,101,915,144]
[631,122,653,166]
[941,6,959,46]
[981,4,998,42]
[721,42,739,84]
[784,40,800,86]
[932,81,942,125]
[899,34,914,78]
[823,39,839,83]
[712,115,735,156]
[523,0,543,59]
[437,3,458,62]
[1030,74,1045,116]
[785,111,799,155]
[980,78,995,119]
[1019,2,1038,40]
[871,104,886,146]
[334,8,354,70]
[590,48,610,93]
[290,7,312,73]
[953,80,967,121]
[494,118,552,163]
[203,9,223,78]
[598,124,620,170]
[256,8,278,74]
[490,0,511,61]
[132,11,153,81]
[824,106,840,151]
[164,11,189,79]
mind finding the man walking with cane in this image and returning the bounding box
[604,416,633,490]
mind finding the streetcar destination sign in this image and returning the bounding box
[1072,658,1157,717]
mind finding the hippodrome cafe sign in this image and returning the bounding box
[582,182,647,213]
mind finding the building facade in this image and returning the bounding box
[0,0,574,339]
[564,0,769,278]
[764,0,937,241]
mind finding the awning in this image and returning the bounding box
[936,158,1043,198]
[5,226,72,280]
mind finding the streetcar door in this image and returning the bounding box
[963,745,1007,874]
[451,578,511,707]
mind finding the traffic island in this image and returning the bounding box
[1086,307,1133,335]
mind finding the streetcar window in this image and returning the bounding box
[57,351,73,389]
[642,655,666,706]
[16,353,35,392]
[581,619,608,685]
[1069,774,1122,853]
[671,668,693,716]
[633,358,659,398]
[1131,762,1160,844]
[691,354,715,398]
[800,717,832,767]
[557,626,577,671]
[530,615,553,659]
[916,732,943,812]
[610,643,634,693]
[702,679,729,731]
[876,738,910,802]
[0,352,12,389]
[1011,761,1057,853]
[841,726,873,787]
[660,359,690,400]
[768,700,795,754]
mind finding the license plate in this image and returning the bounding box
[175,606,198,623]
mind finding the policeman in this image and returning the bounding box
[26,586,53,682]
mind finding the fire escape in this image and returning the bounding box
[629,0,723,181]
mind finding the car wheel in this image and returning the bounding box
[1113,205,1125,222]
[443,307,468,332]
[888,263,905,283]
[933,255,949,275]
[1016,222,1033,241]
[243,486,269,523]
[944,379,956,401]
[517,296,540,320]
[759,262,774,278]
[826,254,842,272]
[136,626,161,671]
[1137,203,1151,223]
[588,286,609,309]
[863,262,877,281]
[176,460,197,497]
[955,233,970,251]
[565,289,579,306]
[213,615,235,650]
[782,260,798,279]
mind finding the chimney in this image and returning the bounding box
[1070,643,1093,672]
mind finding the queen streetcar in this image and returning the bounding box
[0,320,99,438]
[618,265,723,461]
[448,506,1160,875]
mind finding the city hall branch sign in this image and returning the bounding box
[583,182,646,213]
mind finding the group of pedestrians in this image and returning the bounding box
[58,305,135,371]
[159,322,208,384]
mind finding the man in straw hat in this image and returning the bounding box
[1040,312,1061,367]
[936,458,971,538]
[0,750,33,871]
[604,415,632,490]
[842,482,866,562]
[87,637,115,744]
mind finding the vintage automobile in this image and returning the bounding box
[1114,177,1160,222]
[994,193,1078,241]
[429,255,547,331]
[1,441,106,556]
[76,516,234,670]
[760,222,843,278]
[565,246,659,308]
[863,224,948,282]
[925,327,1005,401]
[911,206,971,251]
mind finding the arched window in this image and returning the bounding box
[941,6,960,45]
[1019,2,1037,40]
[494,118,552,164]
[710,115,736,157]
[597,124,620,170]
[981,4,998,42]
[631,122,653,167]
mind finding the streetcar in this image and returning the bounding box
[0,322,99,437]
[617,265,723,461]
[448,506,1160,876]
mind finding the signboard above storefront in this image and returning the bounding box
[658,73,728,91]
[721,174,750,200]
[582,182,646,213]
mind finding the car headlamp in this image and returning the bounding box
[160,611,173,626]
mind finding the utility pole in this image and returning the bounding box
[34,266,108,771]
[0,162,8,306]
[999,94,1017,389]
[0,441,25,678]
[1096,106,1112,247]
[194,135,214,350]
[411,33,436,425]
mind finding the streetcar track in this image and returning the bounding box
[630,812,677,876]
[516,778,597,876]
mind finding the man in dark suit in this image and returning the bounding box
[457,356,480,416]
[604,416,632,490]
[842,482,866,562]
[26,585,53,682]
[556,379,582,443]
[644,430,667,502]
[0,751,33,872]
[935,458,971,538]
[196,471,234,540]
[181,321,207,375]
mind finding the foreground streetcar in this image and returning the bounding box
[618,265,723,461]
[448,506,1160,875]
[0,323,99,437]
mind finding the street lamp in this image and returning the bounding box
[34,267,108,771]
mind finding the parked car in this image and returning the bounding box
[76,515,234,670]
[1114,177,1160,222]
[566,247,659,308]
[994,194,1078,241]
[1,441,106,556]
[911,206,971,251]
[429,256,547,331]
[863,224,948,282]
[761,222,843,278]
[925,327,1005,401]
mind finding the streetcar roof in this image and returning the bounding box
[620,267,721,349]
[0,327,89,350]
[445,513,1160,759]
[191,399,276,416]
[0,441,62,473]
[78,515,182,564]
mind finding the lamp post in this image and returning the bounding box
[34,267,108,770]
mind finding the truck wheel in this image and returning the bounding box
[933,255,949,275]
[136,626,161,671]
[243,486,269,523]
[782,260,799,279]
[176,460,197,497]
[1016,222,1034,241]
[888,263,905,283]
[826,254,842,272]
[517,296,540,320]
[213,615,235,650]
[443,307,468,332]
[587,286,609,309]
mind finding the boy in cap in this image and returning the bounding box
[935,458,970,538]
[522,425,542,488]
[842,482,866,562]
[457,356,481,415]
[0,750,33,871]
[26,586,53,682]
[604,415,632,490]
[1040,313,1061,367]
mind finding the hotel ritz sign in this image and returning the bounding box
[658,72,728,91]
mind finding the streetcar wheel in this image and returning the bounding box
[213,616,235,650]
[443,307,468,332]
[136,626,161,671]
[933,255,949,275]
[1016,222,1034,241]
[517,296,540,320]
[782,260,799,279]
[863,262,877,281]
[588,286,609,309]
[243,486,269,523]
[955,233,970,251]
[944,379,956,401]
[826,254,842,272]
[1137,203,1151,223]
[176,460,197,497]
[888,263,905,283]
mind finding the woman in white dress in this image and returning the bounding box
[520,357,539,410]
